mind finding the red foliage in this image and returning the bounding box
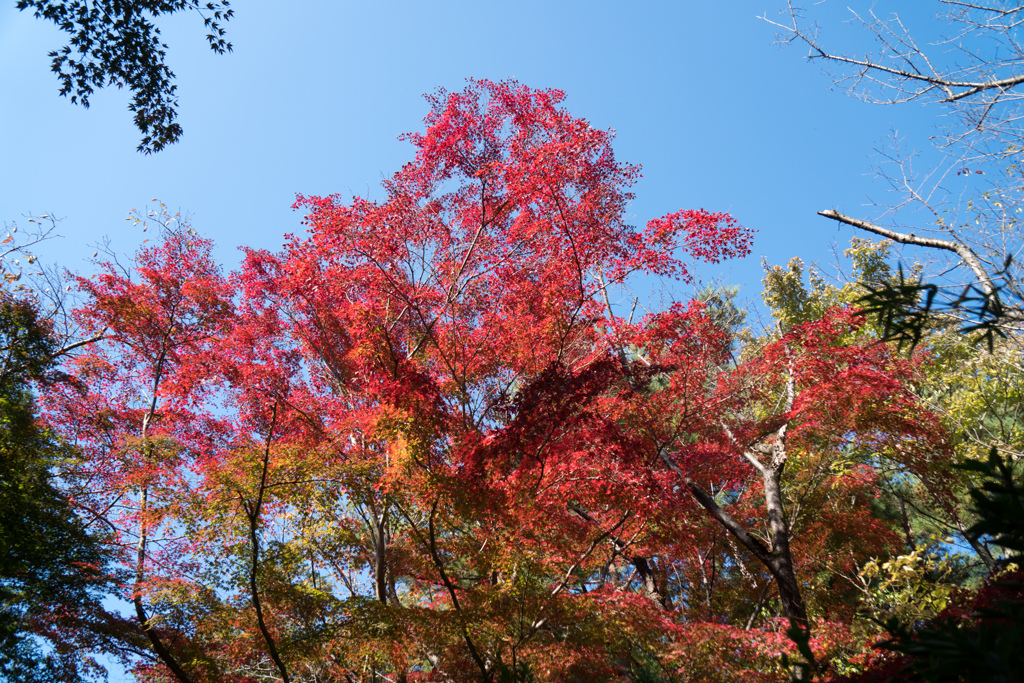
[40,80,954,682]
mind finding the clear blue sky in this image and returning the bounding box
[0,2,940,313]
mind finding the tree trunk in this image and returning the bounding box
[134,486,196,683]
[374,510,388,604]
[762,465,808,629]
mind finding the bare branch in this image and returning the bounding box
[818,209,998,297]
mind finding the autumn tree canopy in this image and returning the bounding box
[11,79,979,683]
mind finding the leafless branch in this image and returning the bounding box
[819,209,999,296]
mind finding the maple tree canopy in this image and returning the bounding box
[34,80,969,683]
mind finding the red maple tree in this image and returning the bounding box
[42,80,951,682]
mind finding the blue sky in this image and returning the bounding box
[0,2,942,318]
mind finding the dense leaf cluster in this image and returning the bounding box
[0,294,115,682]
[16,0,233,152]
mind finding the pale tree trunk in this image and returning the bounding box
[662,371,810,630]
[680,468,808,629]
[761,462,808,628]
[373,506,389,605]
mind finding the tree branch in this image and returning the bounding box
[656,450,775,567]
[818,209,998,298]
[243,403,291,683]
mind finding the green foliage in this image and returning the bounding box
[856,265,936,353]
[959,448,1024,560]
[920,333,1024,462]
[865,449,1024,682]
[761,256,834,329]
[628,648,675,683]
[16,0,234,153]
[495,661,538,683]
[0,293,113,682]
[876,602,1024,683]
[696,284,747,337]
[858,256,1018,353]
[857,551,959,626]
[762,238,922,335]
